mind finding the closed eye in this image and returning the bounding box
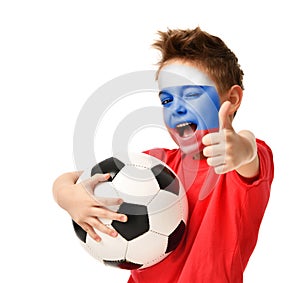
[183,86,206,99]
[184,92,202,99]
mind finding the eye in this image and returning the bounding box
[159,93,173,106]
[183,86,206,99]
[161,98,173,105]
[184,92,202,99]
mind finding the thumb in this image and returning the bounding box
[218,101,233,130]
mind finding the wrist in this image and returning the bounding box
[238,130,257,164]
[236,130,259,178]
[54,184,72,210]
[53,171,80,209]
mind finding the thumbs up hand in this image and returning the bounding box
[202,101,258,176]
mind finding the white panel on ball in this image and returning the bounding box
[148,192,184,235]
[126,231,169,268]
[85,227,128,261]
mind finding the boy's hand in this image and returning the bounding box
[202,101,258,176]
[56,173,127,242]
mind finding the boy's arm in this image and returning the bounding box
[53,171,82,206]
[234,130,259,178]
[52,172,127,242]
[202,101,259,178]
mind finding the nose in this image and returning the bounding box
[174,103,187,115]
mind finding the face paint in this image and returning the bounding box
[158,64,220,154]
[158,64,215,89]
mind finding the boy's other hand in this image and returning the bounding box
[54,173,128,242]
[202,101,258,177]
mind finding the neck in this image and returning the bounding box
[192,151,206,160]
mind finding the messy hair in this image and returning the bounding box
[152,26,244,94]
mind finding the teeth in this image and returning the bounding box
[176,122,191,128]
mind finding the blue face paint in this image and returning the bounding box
[160,85,220,130]
[159,85,220,154]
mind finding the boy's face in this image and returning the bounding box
[158,62,220,154]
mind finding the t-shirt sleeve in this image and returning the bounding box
[256,139,274,186]
[143,148,168,163]
[228,139,274,268]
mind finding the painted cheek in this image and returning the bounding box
[193,91,220,131]
[163,107,173,129]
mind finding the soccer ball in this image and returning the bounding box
[72,152,188,270]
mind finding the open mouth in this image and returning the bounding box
[175,122,197,138]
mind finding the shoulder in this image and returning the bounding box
[256,138,273,155]
[143,148,182,165]
[143,147,181,160]
[256,138,274,180]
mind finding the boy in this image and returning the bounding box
[53,27,274,282]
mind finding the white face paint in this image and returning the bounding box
[158,64,215,89]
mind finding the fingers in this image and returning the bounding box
[81,220,117,242]
[90,206,128,223]
[94,196,124,207]
[79,174,123,207]
[204,145,226,174]
[202,132,223,146]
[203,143,224,157]
[87,207,128,241]
[202,134,226,165]
[80,173,110,194]
[205,155,231,174]
[202,133,227,175]
[87,217,118,238]
[75,173,130,242]
[81,223,102,242]
[84,173,110,188]
[78,208,128,242]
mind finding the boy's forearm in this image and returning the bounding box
[235,131,259,179]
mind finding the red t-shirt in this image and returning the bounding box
[128,139,274,283]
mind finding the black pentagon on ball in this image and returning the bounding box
[91,157,125,181]
[112,202,149,241]
[103,259,143,270]
[166,220,186,253]
[72,220,87,243]
[151,164,180,196]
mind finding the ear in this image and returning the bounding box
[223,85,243,115]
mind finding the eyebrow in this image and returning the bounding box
[159,86,203,96]
[158,90,168,97]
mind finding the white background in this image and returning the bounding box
[1,0,299,282]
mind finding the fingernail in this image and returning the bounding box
[111,231,118,237]
[121,215,127,222]
[104,173,110,178]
